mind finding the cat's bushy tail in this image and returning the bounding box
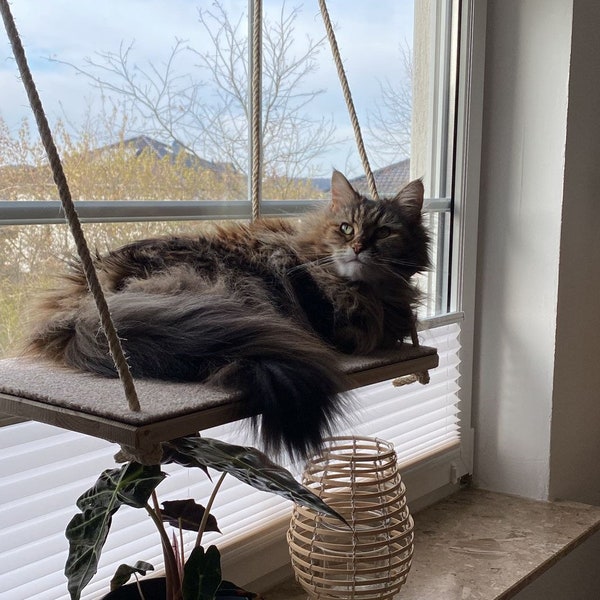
[34,291,348,460]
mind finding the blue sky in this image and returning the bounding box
[0,0,414,177]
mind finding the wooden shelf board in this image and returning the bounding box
[0,344,438,448]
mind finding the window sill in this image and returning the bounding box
[264,488,600,600]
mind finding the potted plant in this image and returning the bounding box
[64,435,345,600]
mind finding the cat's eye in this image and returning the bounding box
[376,226,391,239]
[339,222,354,236]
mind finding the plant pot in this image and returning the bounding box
[101,577,263,600]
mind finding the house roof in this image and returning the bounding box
[101,135,236,173]
[349,159,411,198]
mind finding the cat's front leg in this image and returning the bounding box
[330,288,385,354]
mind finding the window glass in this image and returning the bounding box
[0,0,456,357]
[0,220,217,356]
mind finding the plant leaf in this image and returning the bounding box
[161,434,210,478]
[182,545,222,600]
[65,462,165,600]
[76,462,165,511]
[161,499,221,533]
[163,437,347,525]
[110,561,154,591]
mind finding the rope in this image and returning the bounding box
[249,0,262,221]
[0,0,140,412]
[318,0,379,200]
[319,0,425,364]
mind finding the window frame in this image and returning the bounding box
[0,197,452,226]
[0,0,484,502]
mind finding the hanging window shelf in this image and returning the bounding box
[0,344,438,453]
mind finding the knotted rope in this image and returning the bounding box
[318,1,427,383]
[0,0,140,412]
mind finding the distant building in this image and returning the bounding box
[349,159,410,198]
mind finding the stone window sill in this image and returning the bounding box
[265,488,600,599]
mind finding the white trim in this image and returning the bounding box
[0,198,452,226]
[420,310,464,329]
[446,0,487,477]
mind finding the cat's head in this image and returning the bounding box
[324,170,430,284]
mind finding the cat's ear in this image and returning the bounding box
[392,178,424,220]
[330,170,358,210]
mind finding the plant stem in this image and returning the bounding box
[178,520,185,576]
[133,574,147,600]
[195,471,227,548]
[146,494,182,600]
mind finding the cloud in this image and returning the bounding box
[1,0,414,175]
[1,0,205,126]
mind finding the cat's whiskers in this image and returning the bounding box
[374,255,431,272]
[372,260,412,286]
[287,255,336,277]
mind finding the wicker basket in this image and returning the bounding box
[287,436,414,599]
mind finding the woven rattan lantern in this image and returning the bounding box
[287,436,414,599]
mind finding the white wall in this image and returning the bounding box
[549,0,600,506]
[474,0,573,500]
[475,0,600,505]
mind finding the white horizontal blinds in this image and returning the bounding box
[340,322,461,464]
[0,425,113,600]
[0,323,461,600]
[0,423,295,600]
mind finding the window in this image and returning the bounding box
[0,0,483,597]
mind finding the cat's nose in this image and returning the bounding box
[352,241,363,255]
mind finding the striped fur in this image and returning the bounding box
[24,171,430,459]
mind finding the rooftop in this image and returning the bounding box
[349,158,411,198]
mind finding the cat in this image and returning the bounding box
[24,170,430,459]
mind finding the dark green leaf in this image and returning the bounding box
[163,437,347,526]
[65,462,165,600]
[76,462,165,511]
[110,561,154,591]
[161,434,210,478]
[161,499,221,533]
[182,545,222,600]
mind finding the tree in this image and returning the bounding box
[0,107,327,356]
[0,113,236,357]
[59,1,336,190]
[367,40,413,165]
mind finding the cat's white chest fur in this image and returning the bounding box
[334,248,369,281]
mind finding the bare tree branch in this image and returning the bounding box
[367,39,413,165]
[52,1,336,180]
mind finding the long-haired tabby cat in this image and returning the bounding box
[24,170,430,459]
